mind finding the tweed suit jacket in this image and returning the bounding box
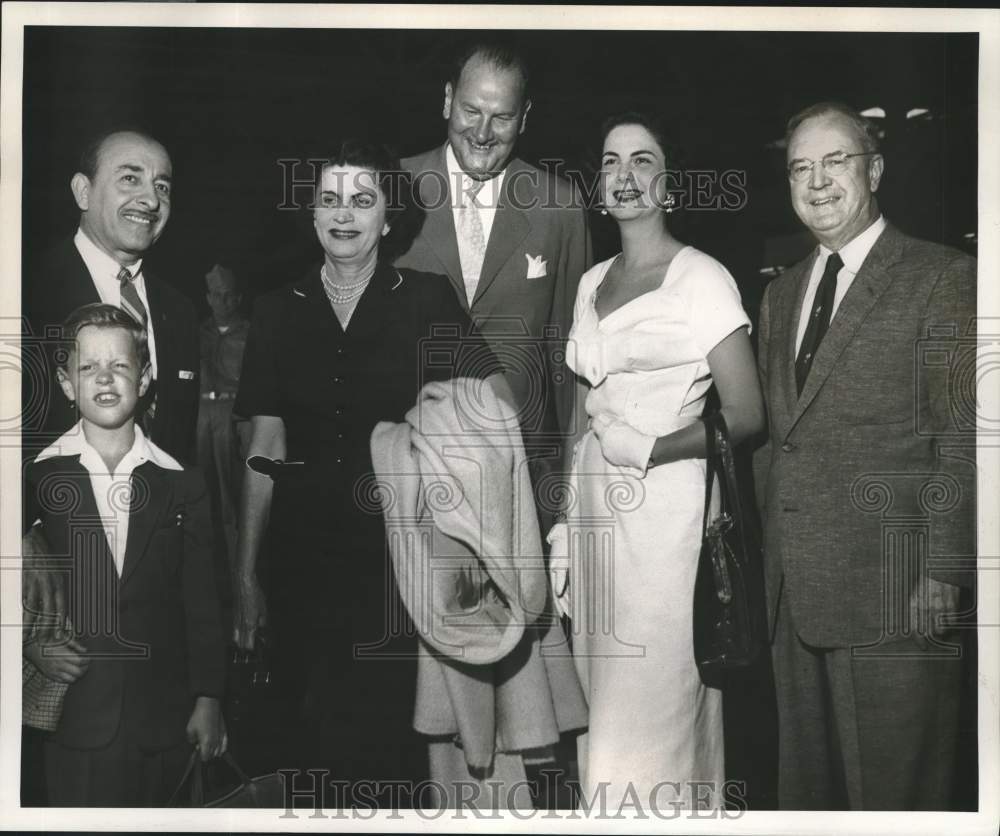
[753,223,977,648]
[23,237,201,464]
[396,145,592,437]
[23,455,225,751]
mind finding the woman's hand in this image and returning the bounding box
[546,522,570,619]
[232,575,267,651]
[186,696,227,761]
[591,413,656,473]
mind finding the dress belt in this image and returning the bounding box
[201,391,237,401]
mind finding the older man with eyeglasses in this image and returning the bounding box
[752,101,977,810]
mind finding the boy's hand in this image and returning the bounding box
[24,630,89,684]
[186,696,227,761]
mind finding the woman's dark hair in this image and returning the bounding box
[600,110,680,171]
[313,139,406,225]
[312,139,420,259]
[599,111,686,223]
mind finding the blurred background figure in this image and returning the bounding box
[197,263,251,608]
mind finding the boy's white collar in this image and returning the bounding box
[35,421,183,471]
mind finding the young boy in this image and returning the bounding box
[22,303,226,806]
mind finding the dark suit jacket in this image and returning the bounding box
[753,223,977,647]
[23,237,200,464]
[396,145,592,439]
[23,455,225,751]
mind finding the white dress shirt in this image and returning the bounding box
[35,422,182,577]
[795,215,887,355]
[74,228,159,379]
[446,143,505,248]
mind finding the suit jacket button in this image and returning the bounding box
[781,442,796,453]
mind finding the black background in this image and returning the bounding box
[22,27,978,321]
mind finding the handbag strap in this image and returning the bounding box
[167,748,204,806]
[701,412,721,536]
[701,412,746,535]
[166,748,255,807]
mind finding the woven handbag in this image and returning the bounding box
[692,412,767,686]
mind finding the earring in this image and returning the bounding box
[663,193,677,214]
[600,208,608,216]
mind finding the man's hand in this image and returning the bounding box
[232,575,267,651]
[909,578,961,648]
[186,696,227,762]
[24,625,89,684]
[22,525,66,641]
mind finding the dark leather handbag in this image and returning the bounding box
[692,412,767,685]
[168,748,284,808]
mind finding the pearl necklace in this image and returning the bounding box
[321,265,373,305]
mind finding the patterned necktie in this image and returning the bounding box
[795,252,843,395]
[456,177,487,306]
[117,265,156,426]
[117,266,148,327]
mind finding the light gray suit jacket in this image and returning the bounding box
[396,144,592,438]
[753,223,977,647]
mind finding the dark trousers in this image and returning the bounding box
[772,590,968,810]
[45,728,190,807]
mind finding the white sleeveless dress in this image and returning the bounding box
[565,246,751,810]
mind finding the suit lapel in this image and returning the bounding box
[120,462,172,586]
[781,254,816,420]
[416,146,466,305]
[473,158,531,306]
[788,225,904,429]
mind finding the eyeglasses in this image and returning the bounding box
[787,151,878,182]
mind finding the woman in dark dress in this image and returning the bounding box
[231,141,488,801]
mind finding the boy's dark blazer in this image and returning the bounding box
[24,453,225,751]
[23,237,201,464]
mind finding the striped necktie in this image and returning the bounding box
[117,265,156,426]
[117,266,148,327]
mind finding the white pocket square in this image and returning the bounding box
[178,369,195,380]
[525,254,548,280]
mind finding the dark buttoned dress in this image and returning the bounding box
[235,261,492,794]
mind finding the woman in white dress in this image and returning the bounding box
[550,112,764,811]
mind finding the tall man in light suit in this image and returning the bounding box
[754,102,977,810]
[396,42,592,496]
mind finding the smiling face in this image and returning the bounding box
[58,324,151,433]
[787,112,884,251]
[71,132,172,265]
[443,55,530,180]
[313,165,390,267]
[601,123,669,221]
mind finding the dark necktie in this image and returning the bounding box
[795,252,843,395]
[117,266,148,327]
[117,265,156,426]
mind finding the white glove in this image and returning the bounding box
[591,414,656,476]
[546,522,570,619]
